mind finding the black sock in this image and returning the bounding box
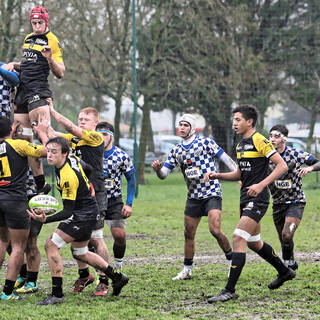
[104,266,120,281]
[27,271,38,284]
[184,258,193,266]
[113,243,126,259]
[3,279,15,295]
[257,242,288,275]
[225,252,246,293]
[52,277,63,298]
[281,241,294,261]
[19,264,27,278]
[78,267,90,279]
[225,249,233,261]
[99,274,109,285]
[34,174,45,191]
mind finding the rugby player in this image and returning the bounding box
[28,137,129,305]
[205,104,295,303]
[44,101,109,295]
[268,124,320,271]
[0,62,19,119]
[152,114,236,280]
[93,121,135,295]
[8,6,64,194]
[0,116,47,300]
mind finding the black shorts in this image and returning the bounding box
[92,191,108,230]
[240,201,268,223]
[272,203,305,225]
[105,197,124,220]
[14,86,51,114]
[0,200,30,229]
[58,219,96,242]
[185,196,222,218]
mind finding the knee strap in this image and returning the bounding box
[71,246,88,256]
[51,232,67,249]
[247,234,261,242]
[233,228,251,241]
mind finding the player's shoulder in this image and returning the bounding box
[46,31,60,42]
[24,32,34,41]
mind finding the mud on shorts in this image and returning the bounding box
[184,196,222,218]
[240,201,268,223]
[272,202,305,225]
[14,86,51,114]
[58,219,97,242]
[92,191,108,231]
[105,197,126,229]
[0,200,30,229]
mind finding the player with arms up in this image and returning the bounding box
[206,104,295,303]
[152,114,236,280]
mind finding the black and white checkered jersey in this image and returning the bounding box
[26,167,37,197]
[0,75,15,119]
[269,145,315,204]
[103,145,134,199]
[163,136,224,199]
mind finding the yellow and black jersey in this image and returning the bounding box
[236,132,276,204]
[55,154,97,221]
[62,130,105,192]
[20,30,63,94]
[0,139,43,200]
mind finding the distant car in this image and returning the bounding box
[286,137,307,150]
[118,138,156,165]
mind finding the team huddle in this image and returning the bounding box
[1,6,319,307]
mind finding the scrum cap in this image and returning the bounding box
[30,6,49,27]
[179,114,197,138]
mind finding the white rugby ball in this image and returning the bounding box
[29,194,59,215]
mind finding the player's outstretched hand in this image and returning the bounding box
[151,160,162,172]
[297,166,313,177]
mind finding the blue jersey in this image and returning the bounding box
[102,145,135,200]
[164,136,224,199]
[0,75,15,119]
[269,145,315,204]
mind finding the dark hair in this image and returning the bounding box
[269,124,288,137]
[0,116,12,138]
[96,121,114,133]
[46,136,70,154]
[233,104,258,127]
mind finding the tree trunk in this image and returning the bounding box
[114,98,121,145]
[138,99,152,184]
[307,105,317,151]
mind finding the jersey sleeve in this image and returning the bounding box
[254,134,276,158]
[61,133,74,142]
[163,146,179,171]
[80,130,104,147]
[60,170,79,201]
[206,138,224,158]
[8,139,43,158]
[48,33,64,63]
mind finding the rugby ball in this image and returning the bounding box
[29,194,59,215]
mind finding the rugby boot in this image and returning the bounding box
[1,292,23,300]
[288,261,299,271]
[16,281,38,294]
[92,283,109,296]
[111,272,129,296]
[36,295,65,305]
[268,268,296,290]
[71,273,95,293]
[172,269,192,280]
[207,289,238,303]
[14,276,27,289]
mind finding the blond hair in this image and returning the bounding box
[79,107,99,120]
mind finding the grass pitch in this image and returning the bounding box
[1,172,320,319]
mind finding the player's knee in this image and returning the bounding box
[71,246,88,261]
[282,231,293,242]
[209,225,222,238]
